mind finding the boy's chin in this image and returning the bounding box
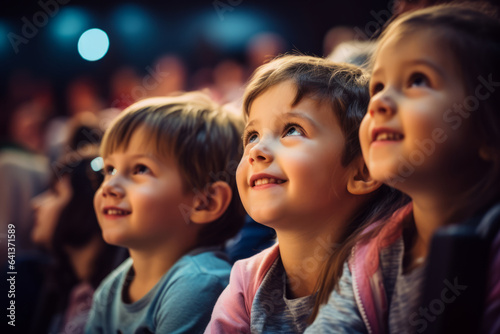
[101,232,127,248]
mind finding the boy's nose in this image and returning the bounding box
[248,139,274,165]
[101,177,125,198]
[368,89,397,119]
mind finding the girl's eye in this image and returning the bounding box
[103,165,116,176]
[133,164,151,175]
[370,82,384,96]
[243,131,259,146]
[409,72,430,88]
[283,124,303,137]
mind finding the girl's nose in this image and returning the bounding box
[101,176,125,198]
[368,89,397,118]
[248,137,274,165]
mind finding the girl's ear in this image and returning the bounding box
[189,181,232,225]
[346,157,382,195]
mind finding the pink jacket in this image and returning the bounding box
[349,203,412,334]
[205,244,280,333]
[349,202,500,334]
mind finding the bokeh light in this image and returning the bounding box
[112,4,153,39]
[77,28,110,61]
[50,7,92,41]
[0,21,11,56]
[200,9,272,51]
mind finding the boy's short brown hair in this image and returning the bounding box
[101,92,245,247]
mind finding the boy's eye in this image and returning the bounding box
[133,164,151,175]
[283,124,303,137]
[103,165,116,176]
[409,72,430,88]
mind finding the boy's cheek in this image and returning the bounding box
[93,189,103,217]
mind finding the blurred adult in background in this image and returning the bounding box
[30,146,126,334]
[246,32,287,74]
[0,97,51,260]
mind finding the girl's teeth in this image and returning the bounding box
[376,132,403,141]
[254,178,284,186]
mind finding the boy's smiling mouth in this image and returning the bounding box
[103,207,131,216]
[372,128,404,142]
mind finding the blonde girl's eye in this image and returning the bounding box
[409,72,430,88]
[283,123,304,137]
[133,164,151,175]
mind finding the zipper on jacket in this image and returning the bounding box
[350,245,373,334]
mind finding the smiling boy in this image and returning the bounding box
[85,92,245,334]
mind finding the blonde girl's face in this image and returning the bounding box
[359,28,483,194]
[236,80,356,230]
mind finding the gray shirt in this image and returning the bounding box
[251,256,316,333]
[305,236,426,333]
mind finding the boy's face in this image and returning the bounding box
[237,80,355,230]
[359,28,480,193]
[94,128,195,250]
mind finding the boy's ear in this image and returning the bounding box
[189,181,232,225]
[347,157,382,195]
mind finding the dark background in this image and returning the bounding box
[0,0,391,109]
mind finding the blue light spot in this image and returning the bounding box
[199,10,271,51]
[0,22,9,54]
[112,5,152,38]
[78,28,109,61]
[51,7,91,40]
[91,157,104,172]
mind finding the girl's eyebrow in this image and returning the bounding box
[284,111,319,130]
[403,58,446,77]
[244,110,320,132]
[244,119,258,131]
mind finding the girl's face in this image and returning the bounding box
[359,28,482,194]
[31,176,73,250]
[237,81,356,230]
[94,127,196,250]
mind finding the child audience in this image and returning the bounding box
[85,92,245,333]
[205,55,404,333]
[307,3,500,333]
[15,3,500,333]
